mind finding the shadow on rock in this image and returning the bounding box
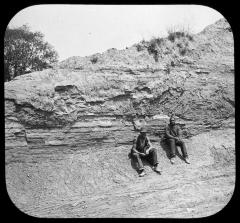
[160,139,185,161]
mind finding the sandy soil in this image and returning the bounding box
[6,128,235,218]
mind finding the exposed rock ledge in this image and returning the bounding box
[5,18,235,217]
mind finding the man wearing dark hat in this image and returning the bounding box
[165,116,190,164]
[131,127,161,177]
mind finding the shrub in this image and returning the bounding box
[153,37,164,46]
[147,37,164,62]
[147,44,159,62]
[166,25,193,57]
[167,25,194,42]
[176,42,183,48]
[177,40,189,56]
[186,33,194,41]
[168,31,185,42]
[136,44,144,52]
[179,47,187,56]
[90,56,98,64]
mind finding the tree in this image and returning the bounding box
[4,25,58,81]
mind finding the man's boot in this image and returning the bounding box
[139,169,146,177]
[185,157,190,164]
[170,157,176,164]
[153,164,161,174]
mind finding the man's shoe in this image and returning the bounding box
[139,170,146,177]
[170,157,176,164]
[153,165,161,174]
[185,157,190,164]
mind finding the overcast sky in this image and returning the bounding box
[8,5,223,61]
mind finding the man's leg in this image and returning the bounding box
[167,139,177,164]
[147,148,161,173]
[167,139,176,158]
[132,153,144,171]
[148,148,158,166]
[176,140,190,164]
[176,140,188,158]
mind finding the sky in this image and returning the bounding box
[8,5,224,61]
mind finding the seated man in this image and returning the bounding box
[131,127,161,177]
[165,116,190,164]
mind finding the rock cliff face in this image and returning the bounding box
[5,18,235,217]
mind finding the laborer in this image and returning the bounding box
[132,127,161,177]
[165,116,190,164]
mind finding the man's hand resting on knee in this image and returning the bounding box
[145,146,153,155]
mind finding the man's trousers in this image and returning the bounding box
[132,148,158,170]
[166,138,188,158]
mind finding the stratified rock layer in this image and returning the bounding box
[5,18,235,217]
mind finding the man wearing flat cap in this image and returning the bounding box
[131,127,161,177]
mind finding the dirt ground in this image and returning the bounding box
[6,128,235,218]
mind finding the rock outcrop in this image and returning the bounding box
[5,18,235,217]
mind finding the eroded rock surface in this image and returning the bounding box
[5,18,235,217]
